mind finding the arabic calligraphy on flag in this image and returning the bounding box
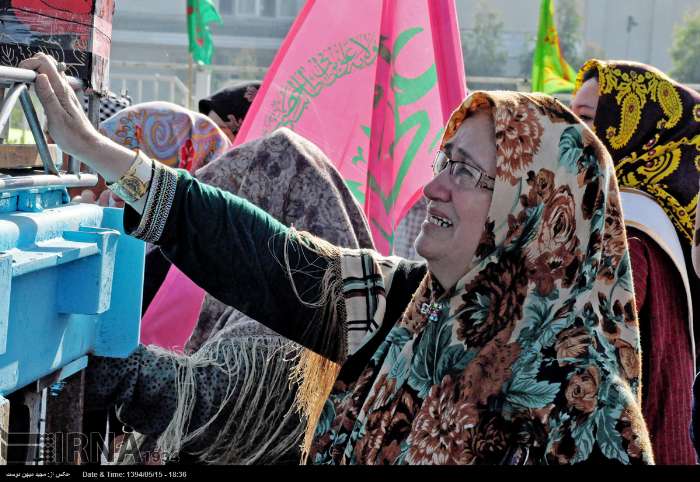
[236,0,466,254]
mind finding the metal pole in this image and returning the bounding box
[0,66,83,91]
[44,372,86,465]
[18,89,59,176]
[0,173,98,191]
[0,88,6,144]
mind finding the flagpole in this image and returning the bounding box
[187,54,194,110]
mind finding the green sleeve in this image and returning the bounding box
[124,166,344,362]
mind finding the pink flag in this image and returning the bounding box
[237,0,467,253]
[142,0,467,351]
[139,267,204,351]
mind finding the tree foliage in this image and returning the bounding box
[670,9,700,83]
[462,2,507,77]
[556,0,584,71]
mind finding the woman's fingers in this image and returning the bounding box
[33,74,67,124]
[19,54,83,119]
[20,55,68,116]
[19,53,100,160]
[17,55,46,72]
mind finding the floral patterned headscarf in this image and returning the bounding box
[308,91,653,464]
[99,101,231,172]
[574,60,700,247]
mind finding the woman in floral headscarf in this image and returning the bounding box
[572,60,699,464]
[25,52,652,465]
[299,92,650,465]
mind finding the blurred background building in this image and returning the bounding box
[108,0,700,105]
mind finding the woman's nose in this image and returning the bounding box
[423,169,452,202]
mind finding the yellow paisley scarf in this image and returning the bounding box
[575,60,700,247]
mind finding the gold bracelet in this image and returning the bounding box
[107,150,153,204]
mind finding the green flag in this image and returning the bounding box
[187,0,223,65]
[531,0,577,94]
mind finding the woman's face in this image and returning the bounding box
[415,111,496,289]
[207,110,237,143]
[572,78,600,128]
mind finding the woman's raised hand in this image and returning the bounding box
[18,53,100,160]
[18,53,147,191]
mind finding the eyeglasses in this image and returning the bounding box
[432,150,495,191]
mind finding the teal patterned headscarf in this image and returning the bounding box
[306,91,653,465]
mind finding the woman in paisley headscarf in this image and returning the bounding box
[80,100,229,206]
[24,53,653,464]
[572,60,699,464]
[100,101,230,172]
